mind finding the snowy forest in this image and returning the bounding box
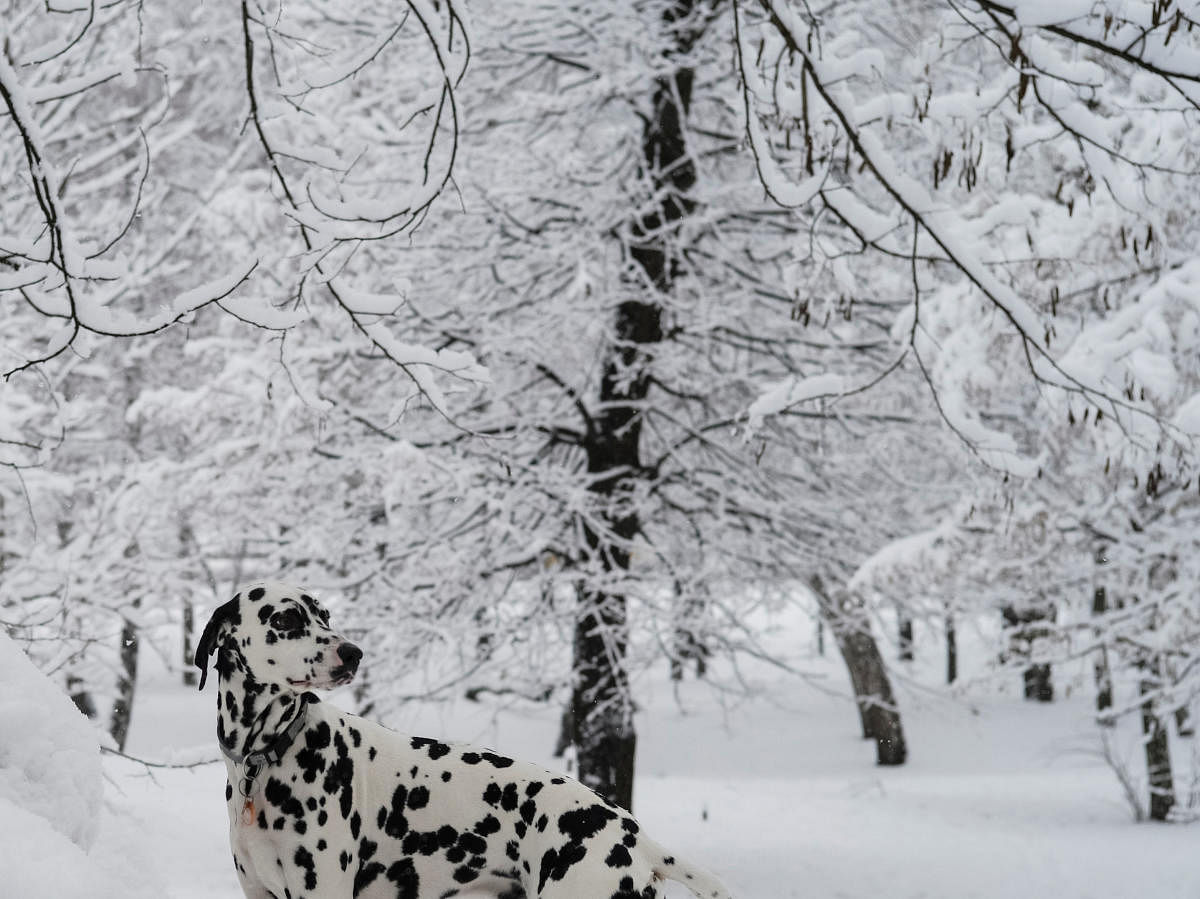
[5,0,1200,895]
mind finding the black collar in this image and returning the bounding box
[222,693,312,796]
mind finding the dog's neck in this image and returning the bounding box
[214,644,309,764]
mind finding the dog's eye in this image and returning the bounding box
[270,609,305,631]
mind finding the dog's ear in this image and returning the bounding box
[194,595,242,691]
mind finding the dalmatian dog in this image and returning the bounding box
[196,581,733,899]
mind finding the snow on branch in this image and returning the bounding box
[239,0,487,413]
[734,0,1200,470]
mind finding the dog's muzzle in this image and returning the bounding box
[331,642,363,684]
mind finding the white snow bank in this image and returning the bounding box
[0,796,134,898]
[0,632,165,897]
[0,630,102,848]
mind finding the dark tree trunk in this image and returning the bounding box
[897,616,914,662]
[945,614,957,684]
[1001,604,1054,701]
[110,609,140,752]
[570,582,636,810]
[567,0,702,811]
[1092,585,1114,720]
[67,675,97,720]
[809,575,907,765]
[1140,679,1175,822]
[670,583,709,681]
[1024,664,1054,702]
[182,599,197,687]
[1175,705,1194,738]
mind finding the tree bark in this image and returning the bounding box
[809,575,907,765]
[1001,604,1054,702]
[182,599,197,687]
[898,616,914,662]
[567,0,702,811]
[1141,678,1175,822]
[945,613,957,684]
[110,608,140,752]
[1092,585,1114,719]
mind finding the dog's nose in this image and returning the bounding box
[337,642,363,670]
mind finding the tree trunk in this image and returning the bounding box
[897,616,914,662]
[67,675,97,720]
[670,582,709,681]
[809,575,907,764]
[182,599,197,687]
[567,0,702,810]
[1092,586,1114,720]
[945,613,957,684]
[1141,678,1175,822]
[110,608,140,752]
[1001,604,1054,701]
[570,584,636,810]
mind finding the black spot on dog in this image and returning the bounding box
[622,818,640,835]
[520,799,537,825]
[559,804,618,842]
[481,751,514,768]
[360,838,378,862]
[610,873,658,899]
[408,786,430,810]
[483,782,502,806]
[535,814,548,833]
[384,785,409,839]
[387,858,421,899]
[606,843,633,868]
[462,751,481,764]
[446,846,467,864]
[257,604,275,624]
[296,725,330,782]
[505,840,520,861]
[249,587,266,601]
[459,832,487,856]
[264,778,304,819]
[442,771,453,782]
[324,732,355,819]
[453,866,479,884]
[294,845,317,890]
[526,781,544,797]
[474,814,501,836]
[539,842,588,891]
[437,825,459,848]
[411,737,451,760]
[500,784,519,811]
[355,861,385,895]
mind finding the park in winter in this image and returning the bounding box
[5,0,1200,896]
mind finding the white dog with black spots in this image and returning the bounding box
[196,581,734,899]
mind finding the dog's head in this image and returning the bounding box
[194,581,362,693]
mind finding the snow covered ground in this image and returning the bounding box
[10,618,1200,898]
